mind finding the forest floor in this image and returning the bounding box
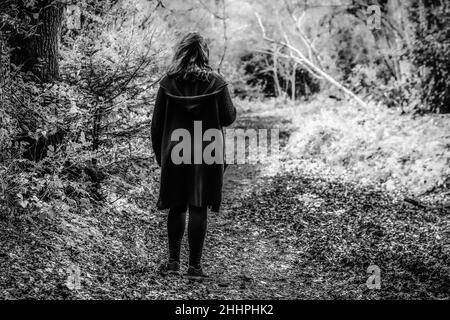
[0,99,449,299]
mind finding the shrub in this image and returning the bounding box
[409,3,450,113]
[287,98,450,195]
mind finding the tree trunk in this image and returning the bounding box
[9,1,64,82]
[291,62,296,101]
[0,36,9,91]
[0,38,8,108]
[272,44,282,97]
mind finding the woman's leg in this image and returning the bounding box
[187,205,208,268]
[167,204,187,262]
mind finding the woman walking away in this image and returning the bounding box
[151,32,236,280]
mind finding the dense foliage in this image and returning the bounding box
[409,2,450,113]
[1,0,165,217]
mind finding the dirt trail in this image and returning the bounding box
[203,111,304,299]
[145,108,302,299]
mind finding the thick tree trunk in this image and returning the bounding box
[0,37,9,89]
[32,3,63,82]
[9,1,64,82]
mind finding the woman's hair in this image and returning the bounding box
[167,32,212,81]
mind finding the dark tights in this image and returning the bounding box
[168,204,207,268]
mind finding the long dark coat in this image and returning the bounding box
[151,73,236,212]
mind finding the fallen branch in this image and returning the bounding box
[255,49,323,80]
[255,13,367,108]
[282,33,323,80]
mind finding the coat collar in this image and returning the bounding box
[159,72,228,100]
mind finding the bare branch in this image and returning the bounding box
[218,0,228,72]
[197,0,225,20]
[255,13,367,107]
[283,0,323,68]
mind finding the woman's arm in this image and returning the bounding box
[218,85,236,127]
[151,86,166,167]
